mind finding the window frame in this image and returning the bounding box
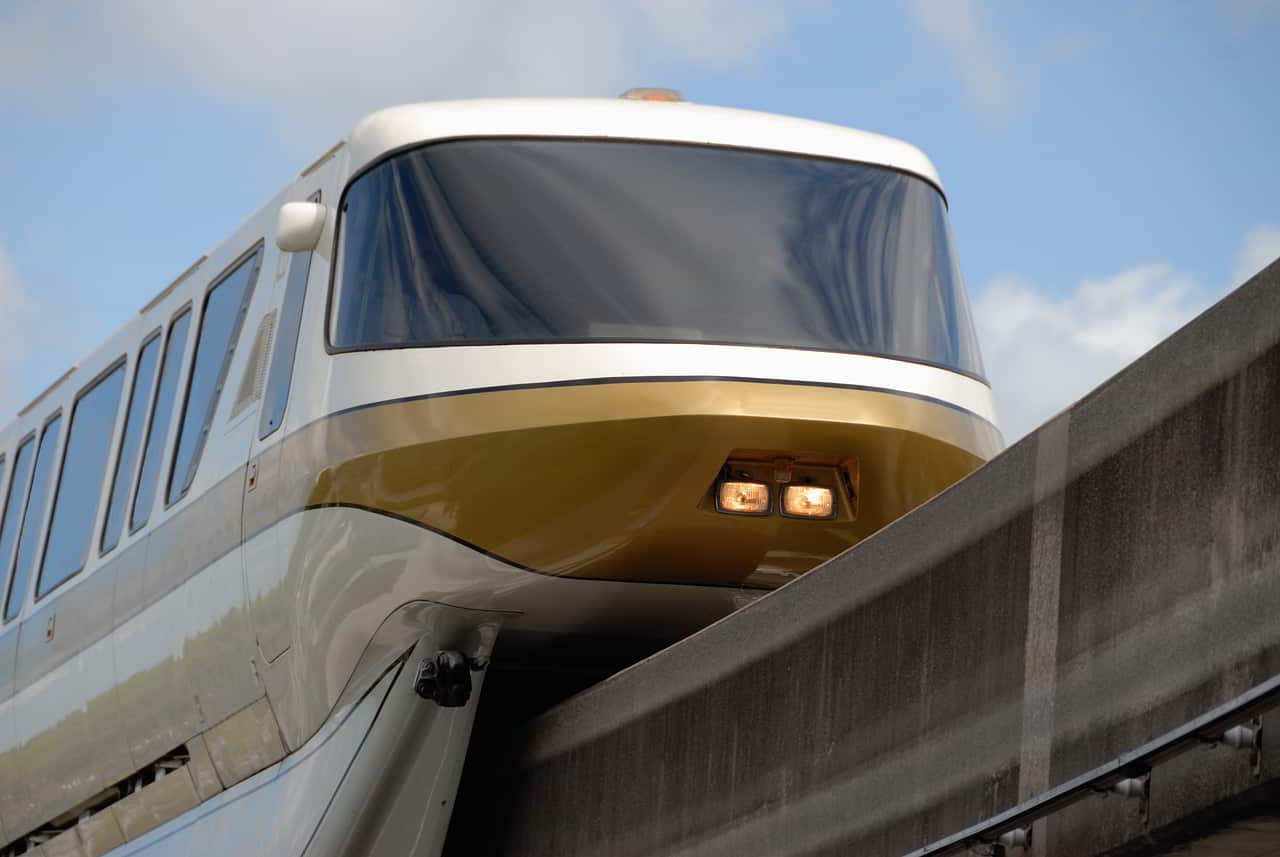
[0,438,29,626]
[0,453,7,533]
[4,410,63,622]
[129,303,193,536]
[35,356,127,601]
[0,453,5,613]
[100,329,162,557]
[0,452,5,613]
[166,242,264,507]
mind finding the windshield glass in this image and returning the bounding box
[332,138,985,378]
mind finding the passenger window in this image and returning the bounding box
[38,364,126,598]
[131,310,191,532]
[168,247,263,504]
[0,455,4,594]
[260,194,319,439]
[4,416,62,621]
[101,333,161,554]
[0,439,33,621]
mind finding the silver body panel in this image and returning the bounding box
[100,631,480,857]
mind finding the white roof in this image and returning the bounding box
[346,97,945,193]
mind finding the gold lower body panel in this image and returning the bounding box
[297,380,1000,589]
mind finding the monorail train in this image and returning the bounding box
[0,91,1000,857]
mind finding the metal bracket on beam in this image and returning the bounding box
[1224,719,1263,776]
[1109,776,1148,798]
[997,828,1029,849]
[967,827,1030,857]
[1222,724,1258,749]
[901,671,1280,857]
[1200,718,1263,776]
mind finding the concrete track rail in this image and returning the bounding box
[448,259,1280,857]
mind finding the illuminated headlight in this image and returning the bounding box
[782,485,835,518]
[716,481,770,515]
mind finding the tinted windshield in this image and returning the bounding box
[333,138,984,378]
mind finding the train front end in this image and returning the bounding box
[311,97,1001,594]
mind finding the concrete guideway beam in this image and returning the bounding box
[447,257,1280,857]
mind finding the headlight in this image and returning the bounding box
[716,481,770,515]
[781,485,834,518]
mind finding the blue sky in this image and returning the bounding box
[1,0,1277,439]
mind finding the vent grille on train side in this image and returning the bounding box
[231,309,276,419]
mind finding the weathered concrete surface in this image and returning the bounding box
[1168,815,1280,856]
[454,259,1280,857]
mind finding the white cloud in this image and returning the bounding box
[0,0,797,138]
[903,0,1015,117]
[638,0,792,66]
[974,226,1280,441]
[975,264,1208,441]
[1232,224,1280,285]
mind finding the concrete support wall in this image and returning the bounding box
[466,260,1280,857]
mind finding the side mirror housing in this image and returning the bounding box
[276,201,328,252]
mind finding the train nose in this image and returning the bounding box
[300,378,998,589]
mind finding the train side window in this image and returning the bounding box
[168,246,263,505]
[0,454,5,600]
[131,310,191,532]
[101,333,161,555]
[37,363,127,599]
[0,439,32,621]
[260,193,319,439]
[4,416,62,621]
